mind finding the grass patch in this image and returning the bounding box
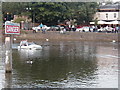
[20,30,28,34]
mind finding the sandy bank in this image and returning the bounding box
[14,31,118,42]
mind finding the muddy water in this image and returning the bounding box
[0,41,118,88]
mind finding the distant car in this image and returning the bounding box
[32,25,50,31]
[97,27,114,33]
[76,26,91,32]
[32,26,40,32]
[98,27,104,32]
[44,25,50,30]
[50,26,59,31]
[49,26,64,31]
[106,27,113,32]
[76,27,83,32]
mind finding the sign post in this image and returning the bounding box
[5,21,20,35]
[5,21,20,73]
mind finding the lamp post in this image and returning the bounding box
[26,7,32,30]
[21,21,24,30]
[26,7,31,11]
[33,11,35,27]
[26,7,35,27]
[6,13,9,21]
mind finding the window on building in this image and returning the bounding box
[106,13,108,19]
[114,13,116,18]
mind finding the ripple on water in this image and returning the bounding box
[0,44,5,89]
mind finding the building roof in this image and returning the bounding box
[99,3,120,10]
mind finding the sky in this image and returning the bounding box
[112,0,120,2]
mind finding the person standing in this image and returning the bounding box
[115,26,119,33]
[42,26,46,34]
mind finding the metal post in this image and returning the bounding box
[0,1,2,36]
[5,73,12,88]
[5,36,12,73]
[33,12,35,27]
[21,21,24,30]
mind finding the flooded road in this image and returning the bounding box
[0,41,5,89]
[0,41,118,88]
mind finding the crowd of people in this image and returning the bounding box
[91,25,119,33]
[59,25,120,33]
[32,24,120,34]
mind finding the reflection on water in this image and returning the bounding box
[0,41,118,88]
[0,42,5,90]
[18,49,42,61]
[5,73,12,88]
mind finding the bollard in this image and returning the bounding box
[5,37,12,73]
[5,72,12,88]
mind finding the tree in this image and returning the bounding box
[29,2,71,25]
[94,18,98,26]
[2,2,98,25]
[13,18,25,23]
[2,2,28,22]
[70,2,98,25]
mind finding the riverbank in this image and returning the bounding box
[13,31,118,42]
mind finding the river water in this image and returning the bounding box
[0,41,118,89]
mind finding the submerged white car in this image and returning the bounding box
[18,42,42,50]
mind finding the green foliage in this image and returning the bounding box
[30,2,71,25]
[13,18,25,23]
[70,2,98,25]
[2,2,98,25]
[21,30,28,34]
[94,18,98,25]
[2,2,27,15]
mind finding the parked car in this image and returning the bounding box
[98,27,113,32]
[32,25,50,32]
[49,26,59,31]
[44,25,50,30]
[76,27,83,32]
[49,25,64,31]
[32,26,41,32]
[106,27,114,32]
[76,26,92,32]
[98,27,104,32]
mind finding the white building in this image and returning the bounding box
[91,3,120,25]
